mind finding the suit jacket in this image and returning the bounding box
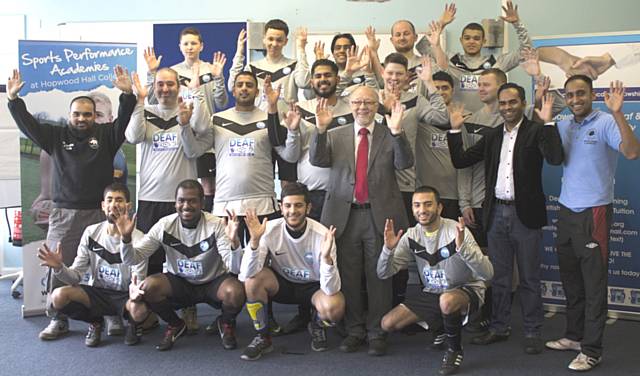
[309,122,414,238]
[447,116,563,230]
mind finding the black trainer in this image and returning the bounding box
[439,349,464,375]
[217,316,237,350]
[124,320,142,346]
[308,321,328,352]
[241,334,274,361]
[155,320,186,351]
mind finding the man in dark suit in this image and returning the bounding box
[309,86,413,356]
[447,84,563,354]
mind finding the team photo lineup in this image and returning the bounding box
[7,1,640,375]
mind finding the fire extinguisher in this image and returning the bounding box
[12,210,23,246]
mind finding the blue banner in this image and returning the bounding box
[18,40,137,94]
[534,33,640,315]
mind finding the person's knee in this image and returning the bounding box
[126,300,148,322]
[50,287,71,310]
[440,293,463,315]
[141,275,166,302]
[380,313,398,332]
[221,280,245,307]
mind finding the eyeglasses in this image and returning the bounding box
[350,100,377,107]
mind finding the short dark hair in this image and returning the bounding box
[462,22,485,39]
[155,67,180,87]
[265,19,289,36]
[432,71,454,88]
[235,70,258,86]
[70,96,96,112]
[180,27,202,43]
[175,179,204,199]
[480,68,507,85]
[414,186,441,205]
[311,59,339,76]
[281,182,310,204]
[391,20,416,35]
[564,75,593,91]
[383,52,408,70]
[104,182,130,202]
[498,82,526,101]
[331,33,356,52]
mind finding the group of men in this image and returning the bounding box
[7,1,640,375]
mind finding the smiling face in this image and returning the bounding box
[460,29,485,56]
[564,78,595,122]
[102,189,131,224]
[68,99,96,135]
[412,192,442,228]
[478,73,500,104]
[281,194,310,231]
[434,80,454,105]
[498,88,526,126]
[263,28,288,59]
[179,33,203,63]
[390,21,417,54]
[175,187,203,228]
[154,69,180,107]
[232,74,259,107]
[383,62,408,91]
[350,86,379,126]
[332,37,353,66]
[312,65,338,98]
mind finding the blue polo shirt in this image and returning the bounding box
[557,110,621,212]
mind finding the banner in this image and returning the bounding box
[533,32,640,317]
[17,40,137,317]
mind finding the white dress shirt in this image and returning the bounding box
[494,118,523,201]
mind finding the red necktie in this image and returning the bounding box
[355,127,369,204]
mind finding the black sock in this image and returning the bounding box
[58,301,101,323]
[203,195,214,213]
[443,312,463,351]
[221,304,241,324]
[148,299,182,327]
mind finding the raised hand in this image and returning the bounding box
[6,69,24,100]
[236,29,247,55]
[143,47,162,73]
[245,208,267,249]
[385,100,405,135]
[604,80,625,113]
[129,274,145,302]
[263,75,282,109]
[345,46,370,75]
[439,3,457,27]
[462,207,476,228]
[382,85,400,113]
[534,75,550,105]
[426,21,443,47]
[383,218,404,250]
[455,216,466,249]
[177,97,194,126]
[320,225,336,264]
[111,205,137,242]
[520,47,541,77]
[131,72,147,101]
[296,27,308,50]
[37,242,63,270]
[113,65,133,93]
[416,57,434,83]
[534,92,554,123]
[283,101,301,131]
[314,41,326,60]
[224,209,241,249]
[315,97,333,133]
[449,102,466,130]
[365,26,381,53]
[209,51,227,77]
[500,0,519,24]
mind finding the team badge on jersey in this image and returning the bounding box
[304,251,315,265]
[62,141,75,151]
[337,116,347,125]
[256,121,266,129]
[282,66,292,75]
[200,240,210,253]
[88,137,99,149]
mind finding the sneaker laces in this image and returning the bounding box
[248,334,267,348]
[310,323,327,342]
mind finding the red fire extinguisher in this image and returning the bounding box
[12,210,22,246]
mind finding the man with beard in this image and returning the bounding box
[6,67,139,340]
[238,182,344,360]
[114,179,245,351]
[546,77,640,372]
[36,183,146,347]
[447,83,563,354]
[378,186,493,375]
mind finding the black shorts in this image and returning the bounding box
[79,285,129,318]
[402,285,480,329]
[165,272,234,310]
[272,269,320,305]
[196,152,216,178]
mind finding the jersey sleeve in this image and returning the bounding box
[319,236,341,295]
[376,234,413,279]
